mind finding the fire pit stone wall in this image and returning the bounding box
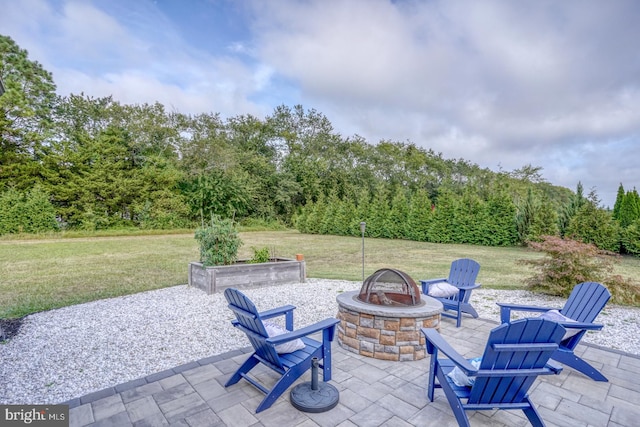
[336,291,443,361]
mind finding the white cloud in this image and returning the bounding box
[1,0,268,118]
[246,0,640,205]
[2,0,640,207]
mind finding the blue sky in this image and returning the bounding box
[2,0,640,207]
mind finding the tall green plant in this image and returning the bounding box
[612,183,625,221]
[558,182,586,236]
[622,219,640,256]
[386,191,409,239]
[0,186,57,234]
[194,216,242,266]
[248,246,271,263]
[482,190,518,246]
[565,191,620,252]
[406,189,433,242]
[617,188,640,228]
[367,185,391,238]
[0,35,56,192]
[428,189,457,243]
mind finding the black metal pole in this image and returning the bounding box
[310,358,319,391]
[0,78,5,96]
[360,222,366,283]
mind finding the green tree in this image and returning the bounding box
[0,186,57,234]
[453,187,485,244]
[612,183,625,220]
[565,190,620,252]
[366,185,391,238]
[227,114,300,222]
[305,195,327,234]
[319,192,340,235]
[428,189,457,243]
[482,189,517,246]
[618,188,640,229]
[558,182,586,236]
[0,187,24,234]
[45,95,188,228]
[386,190,409,239]
[80,126,146,227]
[406,189,433,241]
[0,35,56,191]
[270,105,341,205]
[621,219,640,256]
[515,188,559,244]
[179,170,252,226]
[530,198,559,240]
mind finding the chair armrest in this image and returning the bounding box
[561,321,604,331]
[496,302,557,312]
[463,283,481,291]
[422,328,477,377]
[259,305,296,330]
[259,305,296,319]
[497,303,559,323]
[545,359,564,374]
[267,318,340,345]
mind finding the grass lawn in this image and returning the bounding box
[2,230,639,319]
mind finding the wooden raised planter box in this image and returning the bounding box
[188,257,306,294]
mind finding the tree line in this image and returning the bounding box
[1,34,639,255]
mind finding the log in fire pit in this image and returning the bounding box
[337,268,442,361]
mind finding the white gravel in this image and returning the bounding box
[1,279,638,405]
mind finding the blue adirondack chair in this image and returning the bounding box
[223,288,340,413]
[420,258,481,327]
[423,318,565,427]
[497,281,611,382]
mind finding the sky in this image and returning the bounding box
[1,0,639,207]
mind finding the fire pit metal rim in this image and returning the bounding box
[337,290,443,317]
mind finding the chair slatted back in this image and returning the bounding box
[561,282,611,323]
[469,318,565,405]
[224,288,284,371]
[446,258,480,302]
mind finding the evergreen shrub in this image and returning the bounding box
[621,219,640,256]
[0,186,58,234]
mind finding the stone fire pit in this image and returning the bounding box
[336,290,442,361]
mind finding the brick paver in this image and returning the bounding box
[66,317,640,426]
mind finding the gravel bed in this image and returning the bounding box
[1,279,638,405]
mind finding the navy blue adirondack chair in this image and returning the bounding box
[423,318,565,427]
[223,288,340,413]
[497,281,611,382]
[420,258,481,327]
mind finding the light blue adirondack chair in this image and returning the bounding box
[423,318,565,427]
[420,258,481,327]
[224,288,340,413]
[497,281,611,382]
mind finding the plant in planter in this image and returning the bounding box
[194,216,243,266]
[189,218,306,294]
[248,246,271,264]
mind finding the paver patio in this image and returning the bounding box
[66,317,640,426]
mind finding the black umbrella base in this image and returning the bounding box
[290,381,339,413]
